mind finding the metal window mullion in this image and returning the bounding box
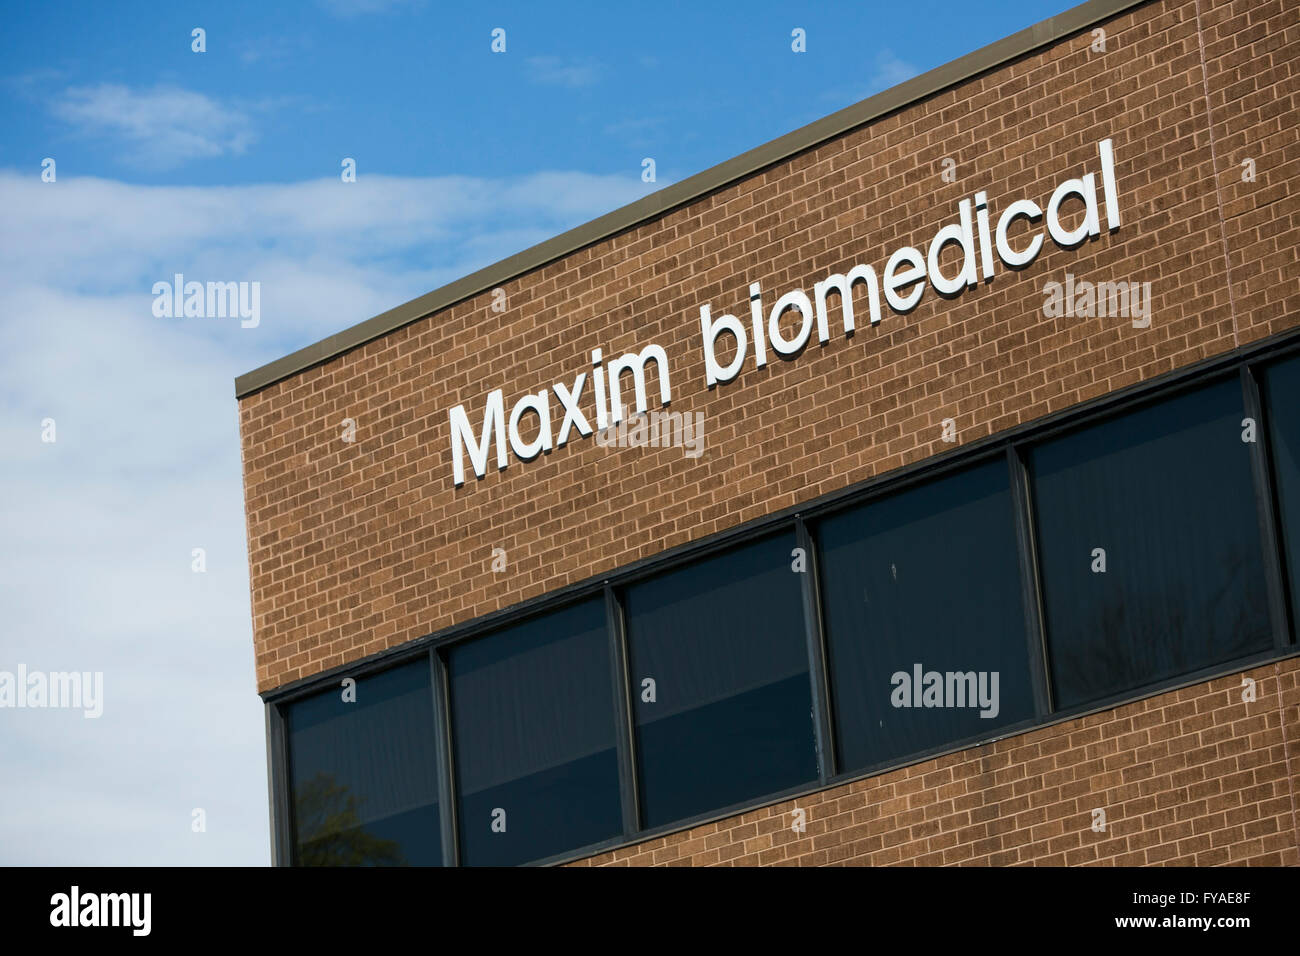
[796,516,837,782]
[1008,444,1053,717]
[1241,364,1292,649]
[430,649,460,866]
[605,584,642,836]
[266,702,294,867]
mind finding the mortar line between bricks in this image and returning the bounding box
[1271,661,1300,864]
[1192,0,1241,352]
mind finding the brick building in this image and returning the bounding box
[237,0,1300,866]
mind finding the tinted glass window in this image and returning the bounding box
[1030,379,1271,709]
[816,458,1035,772]
[287,660,442,866]
[622,533,817,829]
[1262,355,1300,640]
[448,598,622,865]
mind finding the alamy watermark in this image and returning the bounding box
[594,409,705,458]
[891,663,999,718]
[0,666,103,718]
[152,273,260,328]
[50,886,150,936]
[1042,271,1151,328]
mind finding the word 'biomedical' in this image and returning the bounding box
[447,138,1122,485]
[699,138,1121,386]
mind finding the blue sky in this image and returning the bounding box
[0,0,1074,865]
[5,0,1070,187]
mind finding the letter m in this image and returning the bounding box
[449,389,506,486]
[1096,280,1129,318]
[608,345,671,423]
[50,672,80,708]
[206,281,239,318]
[946,671,977,709]
[814,263,881,341]
[100,894,129,927]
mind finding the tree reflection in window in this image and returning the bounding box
[293,772,406,866]
[1030,379,1271,710]
[285,660,443,866]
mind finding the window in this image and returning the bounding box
[1263,355,1300,640]
[447,598,622,865]
[286,660,442,866]
[622,533,817,829]
[1029,379,1271,710]
[816,458,1036,772]
[274,343,1300,866]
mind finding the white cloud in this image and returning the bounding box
[603,116,666,149]
[868,50,919,91]
[820,49,920,108]
[526,56,602,88]
[50,84,257,170]
[236,35,312,66]
[0,169,653,347]
[0,166,660,864]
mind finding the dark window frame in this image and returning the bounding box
[280,656,449,866]
[263,326,1300,867]
[1029,369,1274,712]
[618,528,820,830]
[443,594,625,866]
[1248,361,1299,649]
[812,454,1041,774]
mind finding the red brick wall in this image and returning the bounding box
[569,659,1300,866]
[238,0,1299,704]
[239,0,1294,697]
[1202,0,1300,346]
[240,0,1300,868]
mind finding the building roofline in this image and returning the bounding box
[234,0,1148,399]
